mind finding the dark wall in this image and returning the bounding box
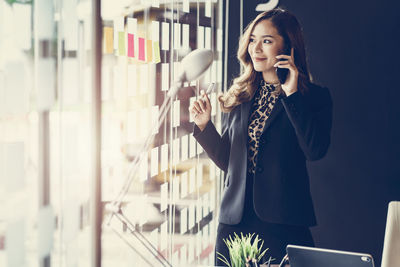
[226,1,400,265]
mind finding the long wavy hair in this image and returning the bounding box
[218,8,312,112]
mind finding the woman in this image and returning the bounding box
[189,8,333,265]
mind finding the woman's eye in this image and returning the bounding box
[263,39,271,44]
[249,38,255,43]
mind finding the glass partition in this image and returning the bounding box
[0,0,225,266]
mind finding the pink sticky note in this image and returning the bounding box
[128,33,134,58]
[138,37,145,61]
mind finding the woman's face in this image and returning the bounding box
[247,19,285,74]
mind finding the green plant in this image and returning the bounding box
[5,0,32,6]
[217,232,272,267]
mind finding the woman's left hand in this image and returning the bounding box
[274,47,298,96]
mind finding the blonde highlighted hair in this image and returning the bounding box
[218,8,312,112]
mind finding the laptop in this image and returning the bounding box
[286,245,375,267]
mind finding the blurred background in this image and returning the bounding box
[0,0,399,266]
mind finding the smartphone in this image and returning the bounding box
[276,42,291,84]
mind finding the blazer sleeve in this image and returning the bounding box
[281,86,333,161]
[192,113,230,172]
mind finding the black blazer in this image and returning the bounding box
[193,83,333,226]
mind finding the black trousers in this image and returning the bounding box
[215,172,315,266]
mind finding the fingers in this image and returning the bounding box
[201,90,211,108]
[193,101,203,113]
[274,61,290,68]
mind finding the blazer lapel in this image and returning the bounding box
[262,97,284,134]
[240,100,253,138]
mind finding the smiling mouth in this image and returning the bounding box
[254,57,267,62]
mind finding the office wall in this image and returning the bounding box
[227,0,400,266]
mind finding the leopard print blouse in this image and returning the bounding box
[247,80,281,174]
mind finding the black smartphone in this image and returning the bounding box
[276,42,291,84]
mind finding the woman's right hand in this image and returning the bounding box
[189,90,212,131]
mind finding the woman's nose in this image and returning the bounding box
[253,40,262,53]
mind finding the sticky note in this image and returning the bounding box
[148,64,156,92]
[197,163,203,188]
[139,108,149,138]
[160,221,168,250]
[153,41,161,63]
[181,245,187,264]
[196,199,202,223]
[160,182,168,211]
[188,203,195,229]
[173,100,180,127]
[146,39,153,62]
[127,64,137,96]
[113,17,124,49]
[139,152,148,181]
[127,18,137,57]
[189,167,196,193]
[210,187,216,211]
[161,22,169,50]
[173,138,180,165]
[174,23,181,48]
[161,144,168,172]
[152,0,160,8]
[118,31,126,56]
[174,62,181,82]
[180,207,188,234]
[205,27,211,49]
[37,58,56,110]
[172,251,179,266]
[183,0,189,12]
[197,26,204,49]
[151,105,159,134]
[63,200,79,243]
[196,232,201,255]
[14,4,32,50]
[188,239,194,262]
[173,176,180,202]
[151,147,159,177]
[127,33,134,57]
[202,194,208,217]
[211,60,217,82]
[152,21,160,41]
[138,37,145,61]
[139,65,148,93]
[104,27,113,54]
[127,17,137,34]
[181,134,188,161]
[205,0,211,17]
[181,172,188,198]
[6,219,25,266]
[1,142,24,192]
[189,134,196,158]
[36,0,53,39]
[62,59,79,105]
[211,92,217,116]
[218,60,223,82]
[161,63,169,91]
[38,206,55,258]
[182,24,189,49]
[217,29,223,51]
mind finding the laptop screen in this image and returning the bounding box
[286,245,375,267]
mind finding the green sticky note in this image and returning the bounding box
[153,41,161,63]
[118,31,126,56]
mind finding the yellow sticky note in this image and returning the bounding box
[104,27,113,54]
[153,41,161,63]
[146,39,153,62]
[118,31,126,56]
